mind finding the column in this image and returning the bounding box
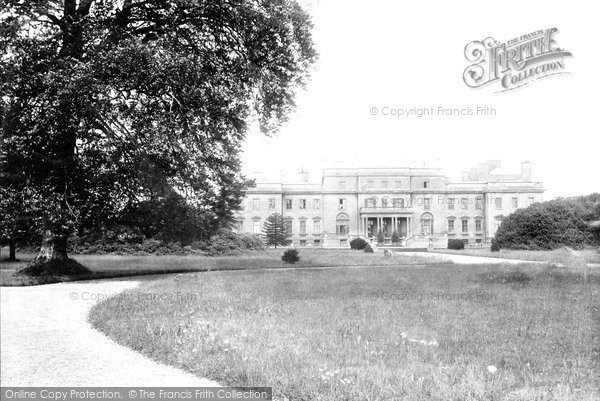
[392,217,396,233]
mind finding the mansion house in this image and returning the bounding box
[235,161,544,248]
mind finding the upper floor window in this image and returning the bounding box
[381,180,388,188]
[268,198,276,210]
[461,198,468,210]
[423,181,430,189]
[395,180,402,188]
[495,197,502,209]
[392,198,405,208]
[313,199,320,210]
[366,180,374,189]
[424,198,431,210]
[475,197,483,210]
[253,199,260,210]
[339,181,346,190]
[512,197,518,208]
[339,199,346,210]
[285,199,292,210]
[299,199,306,210]
[447,198,455,210]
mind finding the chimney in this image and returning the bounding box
[299,169,309,183]
[521,161,532,181]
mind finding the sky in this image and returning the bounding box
[241,0,599,200]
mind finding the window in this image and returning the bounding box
[299,199,306,210]
[462,219,469,234]
[476,197,483,210]
[300,220,306,235]
[395,180,402,188]
[420,213,433,235]
[286,199,292,210]
[339,199,346,210]
[393,198,405,208]
[512,197,518,208]
[313,199,320,210]
[448,198,455,210]
[475,219,482,232]
[366,197,377,207]
[461,198,468,210]
[494,216,503,233]
[423,181,430,189]
[448,219,455,233]
[339,181,346,190]
[528,197,535,206]
[284,219,293,236]
[366,180,374,189]
[313,219,321,234]
[495,197,502,209]
[382,197,389,208]
[336,213,350,236]
[381,180,388,188]
[300,239,307,246]
[424,198,431,210]
[314,239,321,246]
[253,199,260,210]
[252,219,261,234]
[268,198,276,210]
[237,220,244,232]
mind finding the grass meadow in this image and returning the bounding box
[431,248,600,265]
[0,248,443,286]
[90,262,600,401]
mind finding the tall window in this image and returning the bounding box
[339,181,346,190]
[313,219,321,234]
[448,198,455,210]
[528,197,535,206]
[420,213,433,235]
[284,219,293,236]
[253,199,260,210]
[475,197,483,210]
[299,199,306,210]
[339,199,346,210]
[495,197,502,209]
[313,199,320,210]
[475,219,482,232]
[448,219,455,233]
[424,198,431,210]
[286,199,292,210]
[512,197,518,208]
[336,213,350,236]
[461,198,468,210]
[423,181,430,189]
[252,219,261,234]
[300,220,306,235]
[462,219,469,234]
[268,198,276,210]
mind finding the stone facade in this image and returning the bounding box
[236,161,544,248]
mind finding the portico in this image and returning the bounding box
[361,215,412,241]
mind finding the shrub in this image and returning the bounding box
[282,248,300,264]
[391,231,399,244]
[448,239,465,250]
[377,229,385,244]
[350,237,368,250]
[364,243,374,253]
[491,239,500,252]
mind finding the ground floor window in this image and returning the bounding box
[300,220,307,235]
[336,213,350,236]
[252,219,261,234]
[300,239,306,246]
[461,219,469,234]
[421,213,433,235]
[313,219,321,234]
[284,219,293,236]
[314,239,321,246]
[447,219,455,233]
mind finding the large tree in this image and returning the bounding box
[0,0,316,270]
[263,212,286,248]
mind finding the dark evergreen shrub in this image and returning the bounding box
[391,231,400,244]
[490,238,500,252]
[377,229,385,244]
[448,239,465,250]
[350,237,368,250]
[282,248,300,264]
[364,243,374,253]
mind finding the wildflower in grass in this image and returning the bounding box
[487,365,497,374]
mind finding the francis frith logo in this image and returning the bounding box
[463,28,572,92]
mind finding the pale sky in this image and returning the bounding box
[241,0,600,200]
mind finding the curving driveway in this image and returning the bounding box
[0,278,220,386]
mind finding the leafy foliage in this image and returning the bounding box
[377,229,384,244]
[282,248,300,264]
[448,239,465,250]
[494,194,600,250]
[263,213,287,248]
[350,237,368,250]
[364,243,374,253]
[0,0,316,260]
[391,231,399,244]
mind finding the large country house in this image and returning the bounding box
[235,161,544,248]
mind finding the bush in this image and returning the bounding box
[282,248,300,264]
[350,237,368,250]
[448,239,465,250]
[364,243,374,253]
[491,238,500,252]
[377,229,385,244]
[391,231,399,244]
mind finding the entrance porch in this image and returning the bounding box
[361,216,413,244]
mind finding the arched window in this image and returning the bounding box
[420,212,434,235]
[336,212,350,236]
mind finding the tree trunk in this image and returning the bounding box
[8,241,16,261]
[31,230,69,265]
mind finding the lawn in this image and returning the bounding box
[431,247,600,265]
[0,248,443,286]
[90,263,600,401]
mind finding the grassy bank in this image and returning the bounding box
[90,263,600,401]
[0,248,443,286]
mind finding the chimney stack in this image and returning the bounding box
[299,169,309,183]
[521,161,532,181]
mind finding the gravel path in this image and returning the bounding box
[0,278,220,386]
[398,252,542,265]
